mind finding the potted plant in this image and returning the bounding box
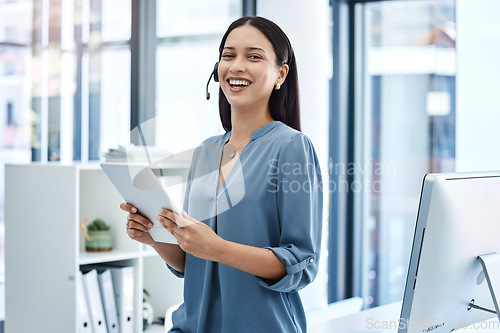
[85,218,113,252]
[143,289,154,331]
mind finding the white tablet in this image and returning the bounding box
[100,162,184,244]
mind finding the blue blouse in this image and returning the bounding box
[168,120,323,333]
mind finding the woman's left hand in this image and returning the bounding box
[157,209,225,261]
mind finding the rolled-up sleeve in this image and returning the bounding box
[255,133,323,293]
[167,263,185,278]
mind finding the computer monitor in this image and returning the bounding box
[399,171,500,333]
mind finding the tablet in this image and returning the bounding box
[100,162,184,244]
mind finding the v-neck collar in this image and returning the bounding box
[220,120,280,144]
[250,120,280,141]
[215,120,280,198]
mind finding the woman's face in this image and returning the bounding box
[219,24,288,113]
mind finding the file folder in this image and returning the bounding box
[98,269,120,333]
[82,269,108,333]
[77,271,93,333]
[110,266,135,333]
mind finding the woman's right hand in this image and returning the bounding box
[120,203,155,246]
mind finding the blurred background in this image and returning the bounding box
[1,0,499,328]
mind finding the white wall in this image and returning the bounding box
[257,0,331,312]
[257,1,330,163]
[456,0,500,171]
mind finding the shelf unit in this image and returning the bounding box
[5,163,186,332]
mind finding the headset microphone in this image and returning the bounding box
[206,62,219,100]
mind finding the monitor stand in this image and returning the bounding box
[468,253,500,322]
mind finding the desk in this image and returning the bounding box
[308,302,402,333]
[308,302,500,333]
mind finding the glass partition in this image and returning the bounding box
[355,0,456,307]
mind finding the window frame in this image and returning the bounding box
[130,0,256,145]
[329,0,357,303]
[329,0,415,304]
[330,0,458,306]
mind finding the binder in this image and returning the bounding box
[98,269,120,333]
[82,269,108,333]
[77,271,93,333]
[110,266,135,333]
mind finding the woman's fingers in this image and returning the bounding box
[121,203,153,231]
[158,208,194,227]
[127,218,152,232]
[120,202,137,213]
[157,214,180,232]
[180,211,197,225]
[158,208,177,222]
[128,213,154,229]
[119,204,156,246]
[127,224,144,236]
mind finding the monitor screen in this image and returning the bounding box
[399,171,500,333]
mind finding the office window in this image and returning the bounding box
[0,0,132,303]
[73,0,131,161]
[354,0,456,307]
[26,0,132,163]
[77,0,132,161]
[153,0,242,154]
[0,0,34,286]
[0,0,245,299]
[157,0,239,37]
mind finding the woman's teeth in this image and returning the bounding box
[229,80,250,87]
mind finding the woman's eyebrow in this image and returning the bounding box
[223,46,266,53]
[247,47,266,53]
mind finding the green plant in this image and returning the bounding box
[143,289,154,331]
[87,218,110,231]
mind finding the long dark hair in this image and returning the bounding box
[217,16,301,132]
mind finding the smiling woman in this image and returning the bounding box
[218,24,289,120]
[121,16,323,333]
[217,17,301,133]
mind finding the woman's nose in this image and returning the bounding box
[229,56,246,73]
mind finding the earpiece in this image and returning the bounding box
[206,62,219,100]
[213,62,219,82]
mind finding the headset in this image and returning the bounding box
[205,62,219,100]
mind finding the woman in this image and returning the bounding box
[121,16,322,333]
